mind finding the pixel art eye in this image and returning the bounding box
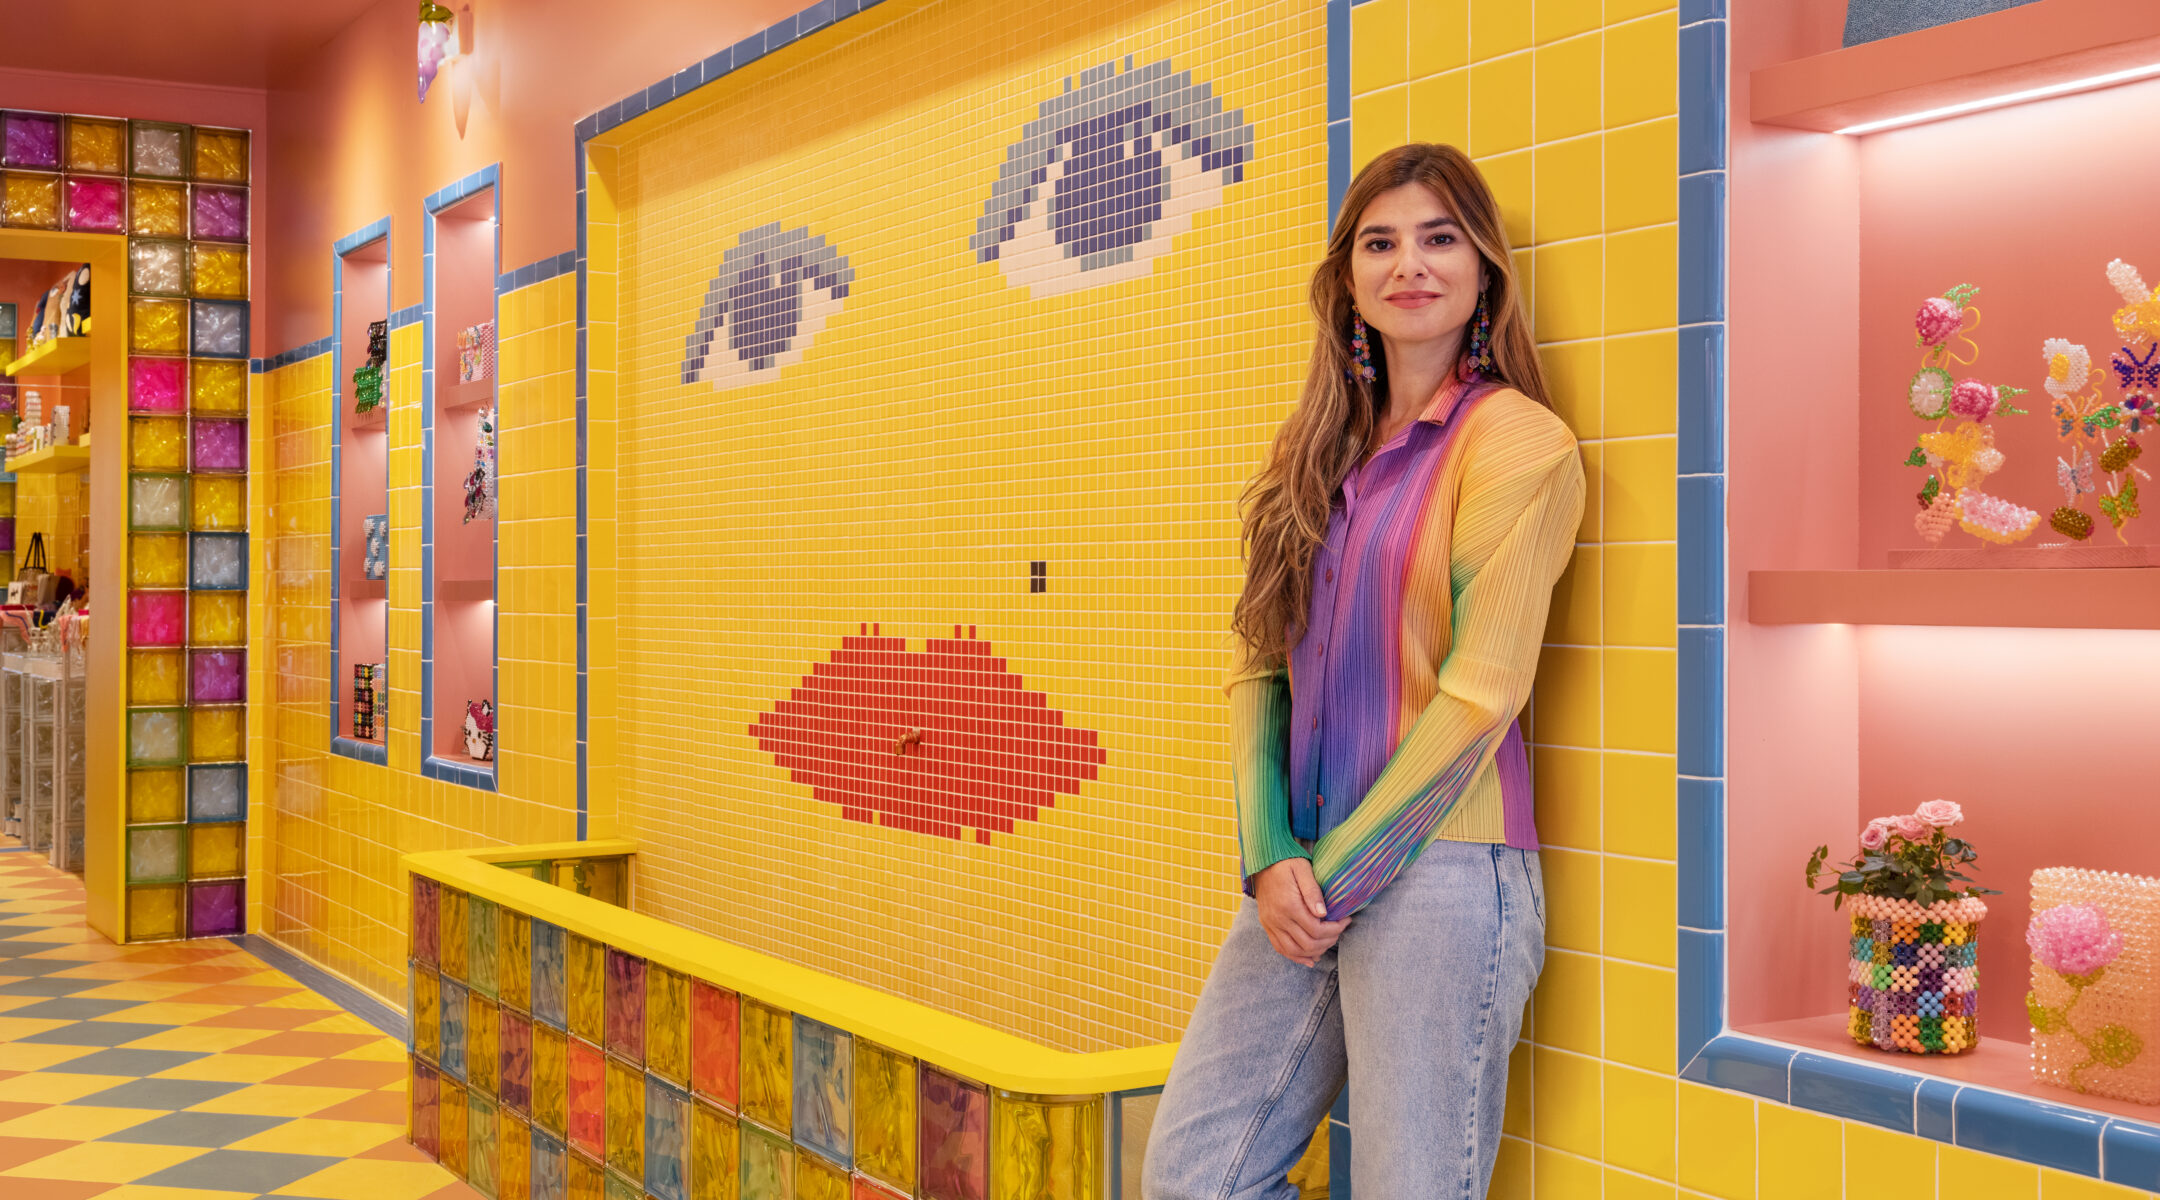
[971,55,1254,299]
[680,222,854,389]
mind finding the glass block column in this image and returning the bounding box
[116,117,251,941]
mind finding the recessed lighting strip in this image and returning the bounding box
[1836,61,2160,135]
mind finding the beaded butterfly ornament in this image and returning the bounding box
[2096,259,2157,535]
[1903,284,2038,546]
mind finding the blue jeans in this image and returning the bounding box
[1144,841,1545,1199]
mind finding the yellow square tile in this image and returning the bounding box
[1603,1064,1675,1179]
[132,1026,288,1055]
[187,1082,366,1116]
[1606,12,1679,129]
[1941,1146,2040,1199]
[1606,1169,1678,1200]
[227,1117,403,1158]
[1540,338,1600,438]
[1604,647,1675,755]
[1535,0,1602,42]
[1408,70,1469,149]
[0,1015,66,1040]
[1529,1046,1599,1156]
[1604,855,1676,966]
[0,1103,163,1141]
[1606,117,1678,232]
[1534,34,1601,144]
[333,1036,410,1062]
[1491,1136,1531,1200]
[1678,1082,1754,1199]
[1546,544,1600,646]
[1539,846,1600,953]
[1533,745,1600,851]
[98,1186,254,1200]
[1607,223,1677,335]
[1605,330,1677,438]
[1473,148,1531,249]
[1504,1040,1533,1138]
[1609,0,1678,18]
[2042,1170,2156,1199]
[1759,1104,1841,1200]
[1604,436,1677,541]
[1533,134,1602,246]
[1531,947,1599,1055]
[1408,0,1469,78]
[0,1141,209,1183]
[1351,0,1408,94]
[270,1157,475,1200]
[1532,644,1600,749]
[1845,1123,1937,1196]
[1604,750,1677,860]
[1534,1145,1602,1200]
[1605,960,1677,1074]
[1350,87,1408,179]
[0,1071,125,1104]
[1531,237,1602,343]
[1470,53,1533,158]
[1472,0,1533,61]
[0,1043,95,1071]
[1604,542,1676,649]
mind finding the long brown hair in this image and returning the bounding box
[1231,143,1549,668]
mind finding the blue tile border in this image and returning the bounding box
[1790,1052,1919,1133]
[331,736,388,766]
[251,334,332,374]
[2103,1121,2160,1191]
[230,934,406,1042]
[497,250,577,296]
[329,216,392,764]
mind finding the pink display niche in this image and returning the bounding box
[336,234,389,746]
[429,185,496,767]
[1727,0,2160,1119]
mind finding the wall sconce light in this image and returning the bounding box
[418,0,456,102]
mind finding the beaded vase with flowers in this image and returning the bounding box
[1902,285,2038,546]
[1807,800,1999,1055]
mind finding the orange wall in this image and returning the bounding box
[262,0,803,352]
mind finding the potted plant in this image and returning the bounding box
[1805,800,2000,1055]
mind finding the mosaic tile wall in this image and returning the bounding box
[600,0,1323,1054]
[264,270,581,1000]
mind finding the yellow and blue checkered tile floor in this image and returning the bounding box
[0,850,478,1200]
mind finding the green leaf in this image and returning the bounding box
[2028,993,2067,1034]
[2065,967,2108,989]
[1904,445,1927,467]
[2093,1025,2144,1069]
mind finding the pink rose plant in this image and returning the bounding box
[1914,799,1963,828]
[1859,820,1889,851]
[1806,799,1997,911]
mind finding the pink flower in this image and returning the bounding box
[2028,904,2124,978]
[1915,296,1963,346]
[1914,799,1962,828]
[1951,379,1999,420]
[1893,815,1931,842]
[1859,820,1889,851]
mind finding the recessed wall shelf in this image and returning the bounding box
[3,445,89,475]
[1749,567,2160,628]
[5,336,92,377]
[1751,0,2160,133]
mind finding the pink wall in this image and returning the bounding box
[429,201,496,761]
[261,0,803,354]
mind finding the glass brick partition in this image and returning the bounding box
[406,843,1170,1200]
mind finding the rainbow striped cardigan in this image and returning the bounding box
[1229,378,1585,919]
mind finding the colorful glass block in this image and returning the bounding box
[567,1150,603,1200]
[502,1009,533,1113]
[470,895,500,999]
[606,1173,640,1200]
[501,910,532,1013]
[568,934,604,1042]
[130,296,186,353]
[191,299,247,357]
[533,920,567,1030]
[854,1179,906,1200]
[797,1153,846,1200]
[189,590,245,647]
[129,589,186,646]
[439,1080,472,1180]
[191,357,245,413]
[566,1037,604,1159]
[2,172,60,229]
[129,180,186,236]
[130,532,186,588]
[65,176,123,232]
[130,355,187,411]
[126,883,182,940]
[2,112,59,167]
[130,416,187,471]
[190,532,247,589]
[130,475,186,529]
[920,1068,988,1200]
[414,877,441,966]
[127,825,185,883]
[190,706,243,763]
[691,982,740,1108]
[193,127,248,182]
[792,1018,850,1168]
[66,116,124,174]
[739,1123,794,1200]
[127,708,186,766]
[192,241,247,299]
[192,417,246,472]
[414,1060,442,1159]
[470,992,501,1098]
[189,880,241,937]
[131,238,187,296]
[130,121,187,178]
[990,1094,1100,1200]
[691,1102,739,1200]
[533,1023,567,1137]
[740,1000,791,1135]
[647,1075,690,1200]
[188,763,246,820]
[853,1041,915,1194]
[533,1129,567,1200]
[128,648,185,706]
[442,977,470,1082]
[606,1056,645,1180]
[192,184,247,241]
[128,767,185,825]
[189,649,244,703]
[605,949,648,1063]
[188,823,242,879]
[416,967,443,1064]
[442,888,470,980]
[501,1110,533,1200]
[471,1089,500,1194]
[646,965,690,1086]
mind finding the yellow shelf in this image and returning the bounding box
[3,445,90,475]
[5,334,92,378]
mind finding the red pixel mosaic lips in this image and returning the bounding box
[749,624,1105,841]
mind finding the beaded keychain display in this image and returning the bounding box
[2039,261,2156,542]
[1904,284,2039,546]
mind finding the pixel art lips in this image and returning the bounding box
[749,625,1105,842]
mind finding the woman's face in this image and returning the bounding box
[1346,183,1487,354]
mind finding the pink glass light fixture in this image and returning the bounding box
[418,1,456,101]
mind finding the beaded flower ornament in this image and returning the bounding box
[1902,284,2037,545]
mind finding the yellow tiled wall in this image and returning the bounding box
[15,473,84,580]
[261,274,580,1003]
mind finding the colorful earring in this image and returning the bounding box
[1347,307,1377,383]
[1459,290,1494,381]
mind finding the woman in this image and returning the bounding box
[1146,144,1585,1198]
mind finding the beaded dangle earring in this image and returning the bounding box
[1458,289,1494,381]
[1347,307,1377,383]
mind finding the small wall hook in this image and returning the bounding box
[893,728,924,756]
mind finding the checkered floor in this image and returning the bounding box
[0,849,479,1200]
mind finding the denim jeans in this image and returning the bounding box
[1144,840,1545,1199]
